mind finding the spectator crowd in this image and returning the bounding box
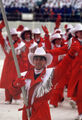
[0,0,82,22]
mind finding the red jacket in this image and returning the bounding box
[68,40,82,103]
[0,32,25,88]
[34,37,44,47]
[22,52,74,120]
[47,45,68,67]
[22,40,34,71]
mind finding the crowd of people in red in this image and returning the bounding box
[0,18,82,120]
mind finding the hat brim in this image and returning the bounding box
[72,28,82,36]
[28,52,53,66]
[11,32,18,35]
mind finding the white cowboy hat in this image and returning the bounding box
[10,28,18,35]
[28,47,53,66]
[50,33,61,42]
[32,28,41,34]
[72,23,82,34]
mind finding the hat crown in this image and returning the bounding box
[75,24,82,31]
[71,24,82,35]
[33,28,41,34]
[23,27,30,31]
[34,47,46,56]
[50,33,61,41]
[10,28,18,35]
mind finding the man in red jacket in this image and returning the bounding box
[68,23,82,120]
[32,28,45,47]
[14,47,53,120]
[0,21,24,104]
[14,41,79,120]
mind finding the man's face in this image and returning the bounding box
[33,56,47,70]
[24,31,31,40]
[76,31,82,39]
[12,34,18,41]
[34,34,40,41]
[52,38,61,45]
[55,39,61,45]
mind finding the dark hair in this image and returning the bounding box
[52,39,56,44]
[68,33,72,40]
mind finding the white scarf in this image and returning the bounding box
[34,68,44,75]
[55,44,61,48]
[25,39,30,42]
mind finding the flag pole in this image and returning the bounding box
[0,0,30,119]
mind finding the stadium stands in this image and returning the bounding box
[0,0,82,22]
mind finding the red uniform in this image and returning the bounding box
[0,31,23,101]
[22,68,53,120]
[68,39,82,115]
[20,53,75,120]
[44,34,69,106]
[22,40,34,71]
[34,37,45,47]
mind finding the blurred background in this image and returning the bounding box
[0,0,82,22]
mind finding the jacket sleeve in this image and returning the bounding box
[47,45,68,56]
[0,31,5,48]
[0,21,5,49]
[54,54,74,84]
